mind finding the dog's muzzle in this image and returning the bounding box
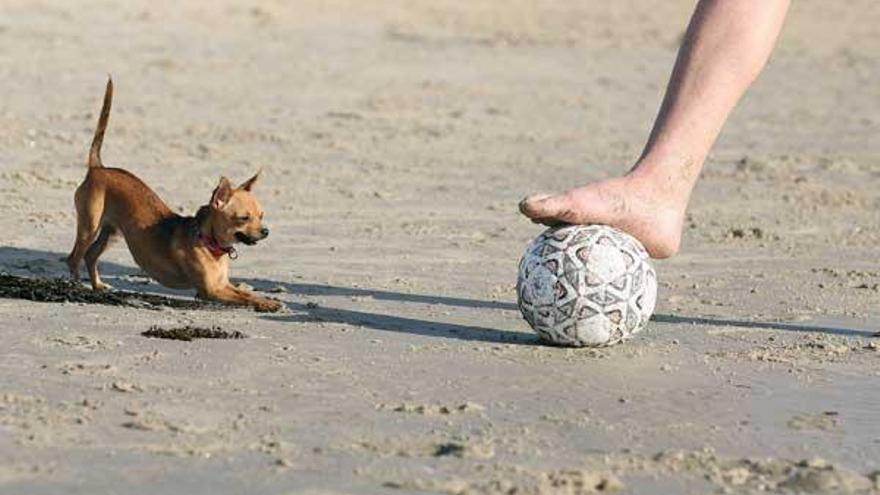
[235,228,269,246]
[236,232,259,245]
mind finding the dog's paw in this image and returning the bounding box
[93,282,113,292]
[254,298,283,313]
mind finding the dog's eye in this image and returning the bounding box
[236,215,251,222]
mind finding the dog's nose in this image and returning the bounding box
[260,227,270,238]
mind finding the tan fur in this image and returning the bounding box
[66,79,282,312]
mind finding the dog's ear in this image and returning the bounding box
[211,177,233,209]
[239,169,261,192]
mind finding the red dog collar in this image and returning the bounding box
[198,233,236,259]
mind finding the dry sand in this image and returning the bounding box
[1,1,879,493]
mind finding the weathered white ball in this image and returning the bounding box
[517,225,657,347]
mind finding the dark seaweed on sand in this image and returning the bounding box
[142,325,247,341]
[0,273,212,310]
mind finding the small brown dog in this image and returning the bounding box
[66,78,282,312]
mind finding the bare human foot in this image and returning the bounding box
[518,170,688,259]
[518,0,791,259]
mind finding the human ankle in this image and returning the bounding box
[628,152,701,200]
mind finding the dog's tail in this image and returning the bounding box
[88,77,113,168]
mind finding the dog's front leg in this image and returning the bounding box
[199,284,282,312]
[229,284,283,313]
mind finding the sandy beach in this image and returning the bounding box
[1,1,879,493]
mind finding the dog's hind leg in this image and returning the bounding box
[84,225,118,291]
[67,185,104,283]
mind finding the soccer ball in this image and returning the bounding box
[517,225,657,347]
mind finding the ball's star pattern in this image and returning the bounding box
[517,225,657,347]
